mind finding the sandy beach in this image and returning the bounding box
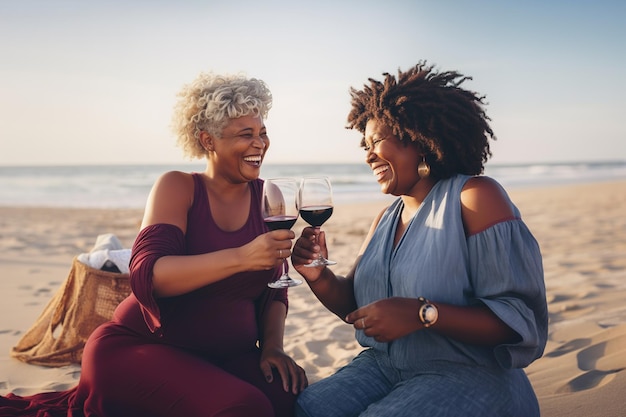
[1,180,626,416]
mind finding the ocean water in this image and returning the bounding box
[0,161,625,209]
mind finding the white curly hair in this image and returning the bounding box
[171,71,273,159]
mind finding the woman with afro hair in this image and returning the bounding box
[291,61,547,417]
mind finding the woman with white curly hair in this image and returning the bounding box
[0,72,307,417]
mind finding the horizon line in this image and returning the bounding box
[1,159,625,169]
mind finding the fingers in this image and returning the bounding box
[292,229,321,266]
[345,309,369,331]
[294,364,308,393]
[265,229,295,243]
[264,230,294,264]
[260,361,273,383]
[276,362,293,393]
[347,314,384,341]
[287,363,308,394]
[345,310,359,325]
[276,248,291,260]
[345,299,415,343]
[298,226,317,240]
[280,229,297,240]
[291,246,315,266]
[264,359,308,394]
[348,316,367,331]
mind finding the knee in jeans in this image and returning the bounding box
[295,402,311,417]
[295,393,314,417]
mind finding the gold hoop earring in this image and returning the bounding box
[418,156,431,179]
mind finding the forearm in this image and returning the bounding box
[260,301,287,351]
[429,302,520,346]
[306,267,358,321]
[151,247,246,297]
[349,297,521,346]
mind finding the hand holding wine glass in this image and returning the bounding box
[262,178,303,288]
[299,176,337,267]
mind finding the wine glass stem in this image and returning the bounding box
[281,259,288,278]
[314,227,325,261]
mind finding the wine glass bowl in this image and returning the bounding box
[262,178,302,288]
[299,176,337,267]
[298,206,333,228]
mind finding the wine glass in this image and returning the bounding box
[299,176,337,267]
[262,178,303,288]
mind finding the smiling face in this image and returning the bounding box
[363,119,422,196]
[202,114,269,183]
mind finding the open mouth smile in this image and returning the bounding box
[243,155,262,166]
[373,164,390,181]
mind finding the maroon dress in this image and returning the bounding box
[0,174,294,417]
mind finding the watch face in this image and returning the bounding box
[424,305,437,322]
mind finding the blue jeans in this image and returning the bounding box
[295,348,539,417]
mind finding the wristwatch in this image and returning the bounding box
[418,297,438,328]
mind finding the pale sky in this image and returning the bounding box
[1,0,624,166]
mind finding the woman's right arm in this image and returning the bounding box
[291,208,386,320]
[140,171,290,298]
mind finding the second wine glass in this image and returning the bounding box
[299,176,337,267]
[262,178,303,288]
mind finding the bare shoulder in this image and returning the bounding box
[153,170,194,191]
[460,176,516,236]
[150,171,196,205]
[142,171,196,230]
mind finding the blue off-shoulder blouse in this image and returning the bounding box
[353,174,548,371]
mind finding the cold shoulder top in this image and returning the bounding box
[354,174,548,371]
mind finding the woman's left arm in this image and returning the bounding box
[441,176,525,344]
[258,301,308,394]
[346,296,520,345]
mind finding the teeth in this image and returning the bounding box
[373,165,389,176]
[244,156,262,162]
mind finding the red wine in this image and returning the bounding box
[299,205,333,227]
[265,215,298,231]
